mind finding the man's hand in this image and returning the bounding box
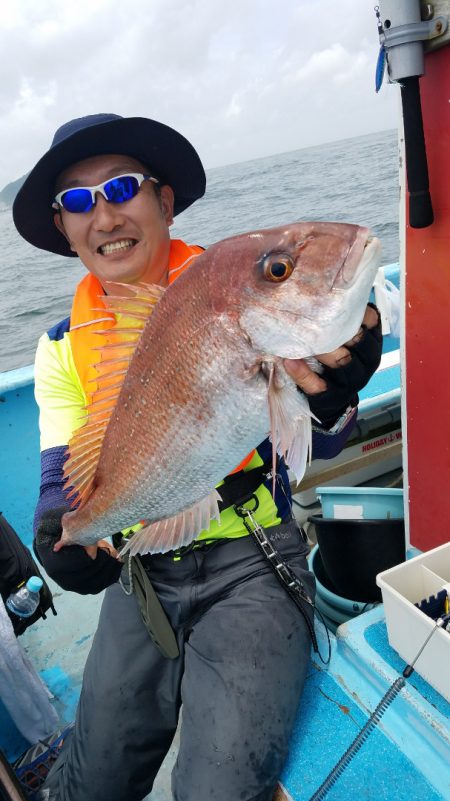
[84,541,119,560]
[34,508,123,594]
[284,304,382,428]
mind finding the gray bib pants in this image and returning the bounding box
[42,519,315,801]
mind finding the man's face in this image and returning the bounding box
[54,154,175,288]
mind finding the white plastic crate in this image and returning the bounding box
[376,541,450,702]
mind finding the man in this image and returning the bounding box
[12,113,381,801]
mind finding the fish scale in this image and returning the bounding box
[60,222,381,555]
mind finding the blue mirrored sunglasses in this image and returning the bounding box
[52,173,159,213]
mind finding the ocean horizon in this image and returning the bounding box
[0,128,399,373]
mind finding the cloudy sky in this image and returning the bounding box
[0,0,398,188]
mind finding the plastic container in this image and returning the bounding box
[315,486,404,520]
[377,541,450,702]
[5,576,43,619]
[308,545,378,633]
[309,515,406,602]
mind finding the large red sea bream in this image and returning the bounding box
[58,222,381,555]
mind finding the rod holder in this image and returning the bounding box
[376,0,448,228]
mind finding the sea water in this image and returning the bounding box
[0,129,399,373]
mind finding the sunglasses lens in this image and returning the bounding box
[104,175,140,204]
[57,175,145,213]
[61,189,94,213]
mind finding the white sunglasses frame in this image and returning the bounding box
[52,172,159,211]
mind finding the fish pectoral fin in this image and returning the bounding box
[119,490,222,557]
[267,376,313,486]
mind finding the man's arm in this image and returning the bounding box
[33,332,122,594]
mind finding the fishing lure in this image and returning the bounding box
[374,5,386,93]
[375,44,386,93]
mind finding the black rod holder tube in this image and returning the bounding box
[400,76,434,228]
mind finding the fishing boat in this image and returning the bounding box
[1,2,449,799]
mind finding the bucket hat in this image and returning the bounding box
[13,113,206,257]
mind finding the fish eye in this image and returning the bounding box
[262,254,295,282]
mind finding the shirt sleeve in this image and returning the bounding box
[34,331,86,451]
[33,332,86,533]
[33,446,70,534]
[311,411,357,461]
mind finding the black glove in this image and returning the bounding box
[307,305,383,429]
[34,507,123,595]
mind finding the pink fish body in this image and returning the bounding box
[60,222,381,554]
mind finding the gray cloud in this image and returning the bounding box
[0,0,397,187]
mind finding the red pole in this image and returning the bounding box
[405,46,450,550]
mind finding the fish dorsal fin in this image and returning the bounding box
[266,364,316,488]
[119,490,222,556]
[64,281,165,507]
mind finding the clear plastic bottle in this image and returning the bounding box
[5,576,43,618]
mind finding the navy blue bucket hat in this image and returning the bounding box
[12,113,206,257]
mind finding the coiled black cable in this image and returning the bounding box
[308,676,405,801]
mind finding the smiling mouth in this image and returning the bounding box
[98,238,138,256]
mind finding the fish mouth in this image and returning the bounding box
[332,232,380,290]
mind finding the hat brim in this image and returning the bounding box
[12,117,206,257]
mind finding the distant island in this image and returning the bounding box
[0,174,27,206]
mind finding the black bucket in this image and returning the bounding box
[308,545,378,633]
[308,515,406,602]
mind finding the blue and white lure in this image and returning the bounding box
[374,5,386,92]
[375,44,386,92]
